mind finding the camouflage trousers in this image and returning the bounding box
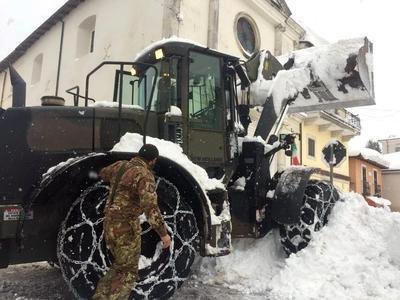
[93,216,141,300]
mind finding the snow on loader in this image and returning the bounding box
[0,37,374,299]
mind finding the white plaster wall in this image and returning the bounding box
[1,0,303,108]
[2,0,164,107]
[381,139,400,154]
[382,172,400,212]
[1,22,62,107]
[281,34,295,54]
[58,0,164,104]
[179,0,209,45]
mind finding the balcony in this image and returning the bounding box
[325,109,361,131]
[302,108,361,142]
[362,181,371,196]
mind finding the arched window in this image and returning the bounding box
[31,53,43,84]
[235,14,260,57]
[76,15,96,58]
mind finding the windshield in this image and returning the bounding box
[115,59,178,112]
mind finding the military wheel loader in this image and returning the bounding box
[0,38,373,299]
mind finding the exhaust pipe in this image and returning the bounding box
[8,64,26,107]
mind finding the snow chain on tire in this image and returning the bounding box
[279,180,339,255]
[57,177,198,299]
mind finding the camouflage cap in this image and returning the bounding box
[139,144,159,161]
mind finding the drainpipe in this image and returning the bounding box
[299,122,303,164]
[55,20,65,96]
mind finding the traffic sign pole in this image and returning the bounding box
[330,144,334,185]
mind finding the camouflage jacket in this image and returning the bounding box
[99,156,168,238]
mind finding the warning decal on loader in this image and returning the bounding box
[3,207,33,221]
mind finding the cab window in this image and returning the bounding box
[114,59,178,112]
[188,52,223,130]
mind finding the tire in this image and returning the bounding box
[57,177,198,300]
[279,180,339,255]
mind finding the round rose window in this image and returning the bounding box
[236,17,258,56]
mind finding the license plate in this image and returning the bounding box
[3,208,33,221]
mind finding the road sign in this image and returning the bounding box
[322,140,347,168]
[322,140,347,185]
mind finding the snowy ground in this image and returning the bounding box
[1,192,399,300]
[0,263,261,300]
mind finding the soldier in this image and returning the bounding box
[93,144,171,300]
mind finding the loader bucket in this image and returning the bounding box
[247,37,375,114]
[283,37,375,113]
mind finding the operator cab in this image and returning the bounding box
[111,40,246,178]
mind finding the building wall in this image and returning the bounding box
[380,138,400,154]
[1,0,165,107]
[301,122,350,192]
[382,170,400,212]
[349,157,384,196]
[218,0,300,58]
[277,113,353,192]
[179,0,209,46]
[0,0,303,108]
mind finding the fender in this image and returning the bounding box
[30,151,211,246]
[270,166,317,225]
[31,152,111,204]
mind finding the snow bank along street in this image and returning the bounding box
[192,192,400,300]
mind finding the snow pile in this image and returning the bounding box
[249,51,311,115]
[384,152,400,169]
[238,135,280,155]
[194,193,400,299]
[134,36,206,61]
[269,193,400,300]
[195,231,285,294]
[165,105,182,117]
[366,195,392,207]
[112,133,224,192]
[267,68,311,114]
[349,146,390,168]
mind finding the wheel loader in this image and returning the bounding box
[0,37,374,299]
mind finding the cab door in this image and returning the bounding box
[186,51,227,173]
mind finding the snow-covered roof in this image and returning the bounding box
[348,147,390,168]
[378,136,400,142]
[383,152,400,169]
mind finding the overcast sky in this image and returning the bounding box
[1,0,398,142]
